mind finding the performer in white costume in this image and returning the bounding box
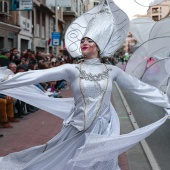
[0,0,170,169]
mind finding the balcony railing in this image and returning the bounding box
[152,10,160,13]
[63,2,76,12]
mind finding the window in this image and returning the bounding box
[76,0,78,12]
[49,18,54,37]
[152,7,159,14]
[79,3,81,15]
[0,37,4,49]
[4,1,7,12]
[8,38,14,49]
[41,12,45,39]
[66,7,71,11]
[42,12,45,26]
[0,0,9,13]
[152,16,159,21]
[94,1,99,6]
[36,9,40,24]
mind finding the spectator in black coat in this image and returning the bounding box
[0,48,11,67]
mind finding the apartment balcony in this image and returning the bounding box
[63,3,78,17]
[152,15,160,21]
[0,11,16,25]
[63,3,78,31]
[152,10,160,13]
[0,15,12,24]
[148,4,170,20]
[40,0,55,15]
[152,7,161,14]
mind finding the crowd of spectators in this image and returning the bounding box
[0,47,119,131]
[0,47,73,129]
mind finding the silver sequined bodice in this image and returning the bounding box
[63,58,112,130]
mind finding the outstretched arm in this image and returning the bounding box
[114,66,170,109]
[0,64,72,90]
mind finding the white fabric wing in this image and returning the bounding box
[116,67,170,108]
[125,36,170,79]
[142,59,170,93]
[134,0,165,7]
[67,115,168,169]
[0,85,74,120]
[130,17,155,46]
[149,17,170,39]
[0,64,75,119]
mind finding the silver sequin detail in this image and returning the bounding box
[76,66,110,93]
[77,61,111,129]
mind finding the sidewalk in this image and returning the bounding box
[0,77,149,170]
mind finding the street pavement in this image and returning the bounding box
[0,64,152,170]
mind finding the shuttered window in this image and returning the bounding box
[0,37,4,49]
[8,38,13,49]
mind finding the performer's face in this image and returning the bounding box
[80,37,99,59]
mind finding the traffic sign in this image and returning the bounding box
[52,32,61,46]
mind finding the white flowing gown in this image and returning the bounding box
[0,58,169,170]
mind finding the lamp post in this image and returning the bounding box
[55,0,58,56]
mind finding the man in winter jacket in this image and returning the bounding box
[0,48,11,67]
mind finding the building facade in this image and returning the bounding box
[17,10,32,53]
[0,0,21,50]
[33,0,55,53]
[61,0,86,52]
[0,0,86,55]
[63,0,85,33]
[147,0,170,21]
[84,0,100,11]
[125,0,170,53]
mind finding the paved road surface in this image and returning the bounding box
[117,61,170,170]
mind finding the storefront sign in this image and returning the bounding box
[11,0,33,11]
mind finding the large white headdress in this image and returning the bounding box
[65,0,129,58]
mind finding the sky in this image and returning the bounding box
[113,0,148,19]
[47,0,149,20]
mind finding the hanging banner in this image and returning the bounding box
[11,0,33,11]
[57,0,71,7]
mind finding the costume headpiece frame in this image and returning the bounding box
[65,0,129,58]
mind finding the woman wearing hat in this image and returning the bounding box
[0,0,169,169]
